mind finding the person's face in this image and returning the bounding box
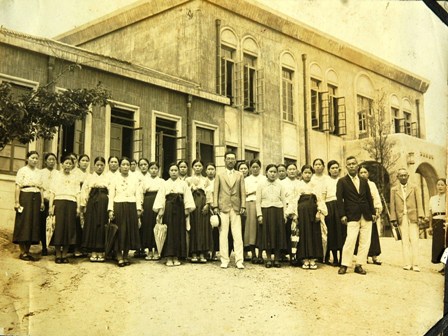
[329,164,340,178]
[346,158,358,176]
[397,170,409,185]
[313,161,324,174]
[139,161,149,174]
[62,159,73,173]
[193,161,203,175]
[238,164,248,177]
[266,167,277,181]
[169,165,179,179]
[70,156,78,169]
[109,158,119,172]
[179,163,188,176]
[278,166,287,179]
[358,167,369,180]
[27,153,39,168]
[224,154,236,170]
[94,161,105,174]
[45,155,56,169]
[286,165,297,179]
[302,168,312,182]
[79,157,90,170]
[149,164,159,177]
[130,161,137,172]
[436,180,446,194]
[250,163,261,176]
[206,165,216,179]
[120,160,130,174]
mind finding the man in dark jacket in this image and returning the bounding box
[337,156,375,275]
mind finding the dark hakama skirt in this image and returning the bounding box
[51,200,77,246]
[13,191,41,244]
[432,218,446,263]
[189,189,212,253]
[82,188,108,252]
[244,201,258,246]
[113,202,141,251]
[325,200,346,250]
[162,193,187,258]
[258,207,287,251]
[140,191,158,249]
[296,194,323,260]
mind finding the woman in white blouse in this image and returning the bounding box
[205,162,218,260]
[153,162,195,266]
[139,160,164,261]
[107,157,143,267]
[80,157,110,262]
[256,164,287,268]
[49,155,81,264]
[106,156,120,178]
[13,151,44,261]
[39,152,58,256]
[245,159,264,264]
[427,178,447,273]
[287,165,328,269]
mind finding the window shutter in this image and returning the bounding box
[336,97,347,135]
[176,136,187,162]
[133,127,143,159]
[234,62,243,108]
[255,68,265,113]
[320,91,329,131]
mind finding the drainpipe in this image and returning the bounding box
[302,54,310,164]
[216,19,221,94]
[46,56,56,155]
[415,98,421,138]
[186,94,193,164]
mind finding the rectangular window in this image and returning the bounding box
[328,84,338,134]
[391,107,401,133]
[243,53,256,112]
[244,149,259,162]
[310,79,322,129]
[196,127,214,165]
[110,107,135,158]
[219,45,235,104]
[282,68,294,122]
[0,81,33,174]
[403,111,412,135]
[357,95,372,137]
[156,118,178,179]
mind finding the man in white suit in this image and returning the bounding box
[213,151,246,269]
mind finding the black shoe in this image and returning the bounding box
[354,265,367,275]
[41,249,48,256]
[265,261,272,268]
[338,266,347,275]
[274,260,281,268]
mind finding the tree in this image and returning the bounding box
[362,90,400,196]
[0,64,111,150]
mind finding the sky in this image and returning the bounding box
[0,0,446,147]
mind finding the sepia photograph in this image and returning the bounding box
[0,0,447,335]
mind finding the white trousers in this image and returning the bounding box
[400,214,419,267]
[219,208,244,265]
[341,215,372,267]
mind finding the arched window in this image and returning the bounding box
[218,28,238,104]
[325,69,346,135]
[241,36,264,113]
[390,94,401,133]
[402,98,414,136]
[280,52,295,122]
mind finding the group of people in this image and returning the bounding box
[12,150,447,274]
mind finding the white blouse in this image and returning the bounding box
[205,178,215,205]
[368,179,383,213]
[326,177,339,202]
[152,178,195,213]
[310,174,331,202]
[245,174,264,202]
[80,172,111,207]
[40,168,58,200]
[141,174,164,193]
[108,173,143,211]
[428,194,446,220]
[49,171,80,202]
[287,179,328,217]
[280,177,301,206]
[186,175,209,191]
[16,165,42,193]
[256,179,286,217]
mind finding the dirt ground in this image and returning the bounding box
[0,223,444,336]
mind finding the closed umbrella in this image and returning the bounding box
[153,221,167,255]
[104,220,118,256]
[46,215,55,247]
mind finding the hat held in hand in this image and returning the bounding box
[210,214,221,228]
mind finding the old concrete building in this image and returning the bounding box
[0,27,227,224]
[0,0,445,233]
[57,0,445,212]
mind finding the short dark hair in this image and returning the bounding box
[301,164,315,174]
[265,163,278,173]
[44,152,57,161]
[191,159,204,168]
[249,159,262,168]
[94,156,106,164]
[119,157,131,165]
[346,156,357,163]
[108,156,119,164]
[313,158,325,167]
[224,151,236,159]
[327,160,339,174]
[61,155,74,164]
[138,158,150,166]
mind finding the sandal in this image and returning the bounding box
[118,259,126,267]
[153,255,161,260]
[97,256,105,262]
[274,260,281,268]
[199,258,207,263]
[257,257,264,265]
[173,260,181,266]
[90,256,98,262]
[302,263,310,269]
[124,259,130,266]
[309,263,317,270]
[145,255,154,261]
[165,260,174,266]
[191,257,198,263]
[265,261,273,268]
